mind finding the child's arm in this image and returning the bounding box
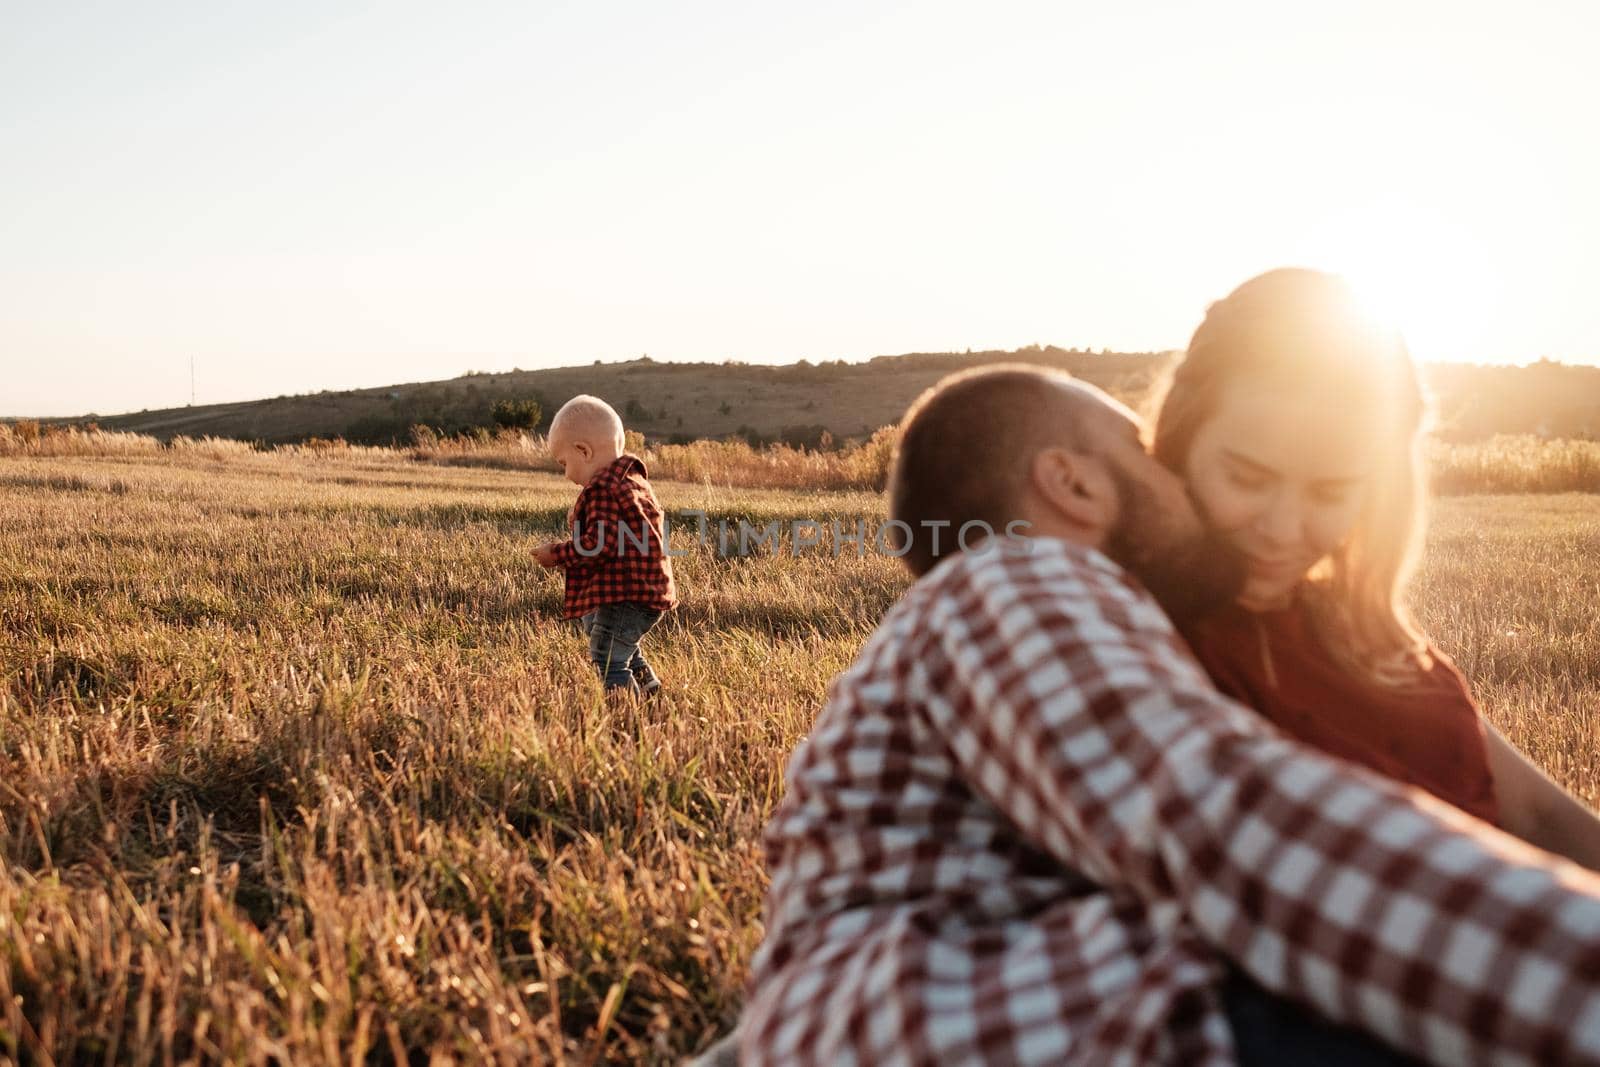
[535,487,617,570]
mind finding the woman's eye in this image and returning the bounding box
[1227,470,1269,491]
[1311,487,1352,506]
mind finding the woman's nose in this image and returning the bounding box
[1252,491,1303,547]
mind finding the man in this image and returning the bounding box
[734,365,1600,1065]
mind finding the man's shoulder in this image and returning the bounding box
[848,540,1120,657]
[867,537,1180,676]
[907,537,1129,609]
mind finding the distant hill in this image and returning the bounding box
[58,348,1162,448]
[28,349,1600,446]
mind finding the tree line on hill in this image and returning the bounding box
[24,348,1600,449]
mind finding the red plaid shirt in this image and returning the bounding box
[549,454,676,620]
[742,537,1600,1065]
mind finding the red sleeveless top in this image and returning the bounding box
[1183,597,1500,827]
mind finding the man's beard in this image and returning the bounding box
[1103,467,1248,628]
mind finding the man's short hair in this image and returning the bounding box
[888,364,1088,577]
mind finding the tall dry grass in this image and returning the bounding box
[3,448,1599,1063]
[404,428,1600,496]
[0,421,162,457]
[643,427,897,492]
[1429,435,1600,495]
[405,425,554,471]
[13,422,1600,497]
[404,425,900,492]
[0,451,892,1064]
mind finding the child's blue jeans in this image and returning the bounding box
[579,602,663,692]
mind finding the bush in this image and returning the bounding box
[777,424,833,451]
[344,413,417,445]
[491,397,543,431]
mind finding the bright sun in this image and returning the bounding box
[1296,201,1504,365]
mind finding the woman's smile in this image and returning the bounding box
[1244,553,1302,578]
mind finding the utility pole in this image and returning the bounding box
[190,356,196,406]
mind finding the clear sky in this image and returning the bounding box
[4,1,1598,416]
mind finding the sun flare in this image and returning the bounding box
[1296,202,1504,365]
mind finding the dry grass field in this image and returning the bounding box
[3,449,1600,1064]
[15,421,1600,496]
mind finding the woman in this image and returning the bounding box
[1150,267,1600,869]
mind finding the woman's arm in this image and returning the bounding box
[1484,721,1600,871]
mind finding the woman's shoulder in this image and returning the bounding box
[1416,642,1479,700]
[1351,637,1482,725]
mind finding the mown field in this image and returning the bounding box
[2,451,1600,1064]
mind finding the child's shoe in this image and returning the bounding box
[632,662,663,698]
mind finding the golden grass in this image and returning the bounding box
[0,451,890,1064]
[406,426,900,493]
[0,422,162,458]
[3,447,1600,1063]
[641,428,897,492]
[1429,435,1600,494]
[1412,494,1600,807]
[19,422,1600,497]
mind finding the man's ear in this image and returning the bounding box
[1028,447,1117,534]
[574,441,593,459]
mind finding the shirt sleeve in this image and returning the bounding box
[920,546,1600,1066]
[549,483,619,572]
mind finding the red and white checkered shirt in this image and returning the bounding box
[742,537,1600,1066]
[549,454,676,620]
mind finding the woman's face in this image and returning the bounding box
[1182,379,1379,609]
